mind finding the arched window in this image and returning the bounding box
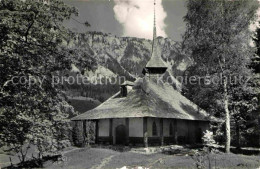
[152,121,157,136]
[169,122,173,136]
[121,86,127,97]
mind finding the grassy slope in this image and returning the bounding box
[68,97,101,114]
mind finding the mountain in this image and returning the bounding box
[68,31,191,78]
[65,31,192,103]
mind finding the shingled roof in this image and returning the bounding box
[145,39,168,68]
[121,80,135,86]
[71,78,218,122]
[145,1,167,70]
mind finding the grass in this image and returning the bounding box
[0,146,20,168]
[68,97,100,113]
[43,148,119,169]
[1,146,260,169]
[41,147,260,169]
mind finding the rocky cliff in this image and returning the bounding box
[68,31,191,80]
[65,31,192,102]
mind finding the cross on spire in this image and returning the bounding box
[142,0,168,75]
[153,0,157,43]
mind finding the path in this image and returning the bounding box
[60,147,81,156]
[90,155,116,169]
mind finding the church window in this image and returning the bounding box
[169,122,173,136]
[152,121,157,136]
[121,86,127,97]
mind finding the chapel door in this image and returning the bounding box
[115,125,126,145]
[196,127,202,143]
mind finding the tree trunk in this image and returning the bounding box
[224,80,231,153]
[207,154,212,169]
[143,117,148,148]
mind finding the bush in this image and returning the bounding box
[72,121,85,147]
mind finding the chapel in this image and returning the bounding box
[71,1,217,146]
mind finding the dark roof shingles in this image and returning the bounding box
[71,78,218,122]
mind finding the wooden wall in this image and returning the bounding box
[95,117,210,145]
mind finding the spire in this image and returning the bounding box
[153,0,157,43]
[151,0,158,54]
[142,0,167,75]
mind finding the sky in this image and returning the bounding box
[63,0,260,42]
[63,0,187,41]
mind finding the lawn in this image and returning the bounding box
[41,147,260,169]
[43,148,119,169]
[1,146,260,169]
[0,146,20,168]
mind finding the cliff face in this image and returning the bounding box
[68,32,192,80]
[65,32,192,102]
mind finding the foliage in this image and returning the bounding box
[72,121,85,147]
[202,130,216,147]
[183,0,259,152]
[0,0,92,163]
[192,131,219,169]
[71,120,95,147]
[192,148,220,169]
[250,24,260,147]
[85,121,95,145]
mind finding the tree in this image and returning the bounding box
[0,0,92,164]
[183,0,259,153]
[72,121,85,147]
[252,25,260,147]
[72,120,95,147]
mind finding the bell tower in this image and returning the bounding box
[142,0,167,76]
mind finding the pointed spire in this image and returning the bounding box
[142,0,167,75]
[151,0,158,54]
[151,0,157,54]
[153,0,157,43]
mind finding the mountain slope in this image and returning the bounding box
[68,32,191,79]
[65,32,192,103]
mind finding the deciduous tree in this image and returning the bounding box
[183,0,259,152]
[0,0,92,163]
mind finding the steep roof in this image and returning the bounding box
[121,81,135,86]
[71,78,218,122]
[144,0,167,69]
[145,39,167,68]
